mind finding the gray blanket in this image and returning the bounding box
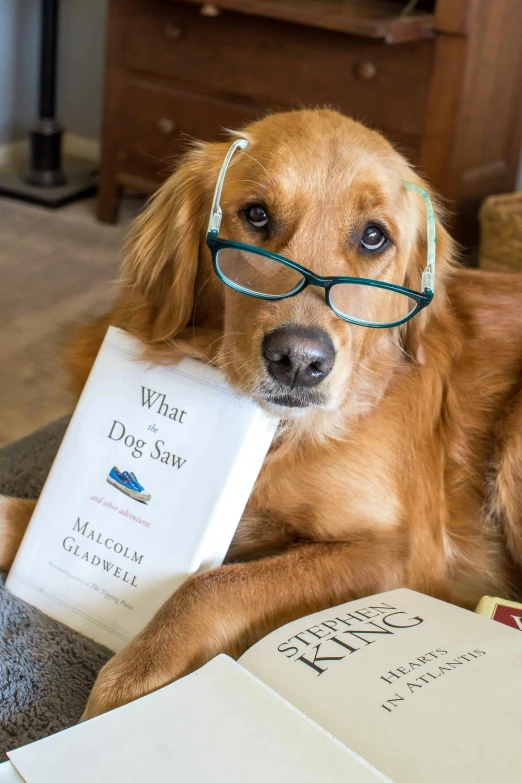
[0,419,112,760]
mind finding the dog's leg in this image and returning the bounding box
[0,496,36,571]
[82,535,413,719]
[225,510,298,562]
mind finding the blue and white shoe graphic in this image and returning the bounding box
[107,467,151,504]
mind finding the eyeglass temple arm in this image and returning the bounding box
[403,181,436,294]
[208,138,250,235]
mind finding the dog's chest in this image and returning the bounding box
[249,436,402,541]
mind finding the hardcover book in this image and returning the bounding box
[3,589,522,783]
[475,595,522,631]
[6,326,278,651]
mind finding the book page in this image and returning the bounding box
[8,656,389,783]
[0,763,25,783]
[239,588,522,783]
[6,327,277,651]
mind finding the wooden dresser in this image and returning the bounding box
[97,0,522,245]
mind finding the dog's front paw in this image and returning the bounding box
[81,660,128,720]
[81,567,247,720]
[81,583,212,719]
[81,643,173,720]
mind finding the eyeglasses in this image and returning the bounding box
[206,138,436,329]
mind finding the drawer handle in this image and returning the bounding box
[200,4,221,17]
[156,118,176,136]
[355,61,378,81]
[163,23,183,40]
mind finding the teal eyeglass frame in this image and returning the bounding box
[206,138,436,329]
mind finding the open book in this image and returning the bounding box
[4,589,522,782]
[6,327,277,651]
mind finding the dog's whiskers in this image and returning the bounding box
[191,278,211,337]
[234,358,258,388]
[213,346,258,392]
[228,179,270,192]
[359,353,405,369]
[352,371,386,402]
[202,333,251,366]
[240,151,279,189]
[358,362,376,374]
[348,386,359,417]
[202,333,228,359]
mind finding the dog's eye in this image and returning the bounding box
[360,225,387,251]
[245,204,269,229]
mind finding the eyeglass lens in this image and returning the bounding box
[329,283,417,325]
[216,246,304,296]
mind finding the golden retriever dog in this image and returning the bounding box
[2,109,522,721]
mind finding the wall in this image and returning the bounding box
[0,0,107,146]
[0,1,40,145]
[58,0,107,141]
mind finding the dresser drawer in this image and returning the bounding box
[115,77,261,182]
[118,0,433,143]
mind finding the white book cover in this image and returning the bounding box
[6,326,278,651]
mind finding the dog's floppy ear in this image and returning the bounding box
[121,146,211,343]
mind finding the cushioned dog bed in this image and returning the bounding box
[0,419,112,760]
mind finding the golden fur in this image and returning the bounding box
[2,109,522,720]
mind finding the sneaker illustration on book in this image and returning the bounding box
[107,467,151,504]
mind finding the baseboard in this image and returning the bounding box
[0,140,27,166]
[62,134,100,164]
[0,134,100,167]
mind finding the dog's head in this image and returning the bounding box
[122,110,454,425]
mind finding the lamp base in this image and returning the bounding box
[25,118,67,187]
[0,158,97,208]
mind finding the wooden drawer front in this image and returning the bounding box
[116,78,260,181]
[119,0,433,143]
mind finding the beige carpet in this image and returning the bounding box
[0,195,143,448]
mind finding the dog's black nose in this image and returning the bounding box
[262,326,335,388]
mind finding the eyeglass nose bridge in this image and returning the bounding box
[304,271,330,287]
[297,268,339,308]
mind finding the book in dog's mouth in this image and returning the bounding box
[6,326,279,651]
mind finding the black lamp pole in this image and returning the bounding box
[25,0,66,186]
[40,0,59,118]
